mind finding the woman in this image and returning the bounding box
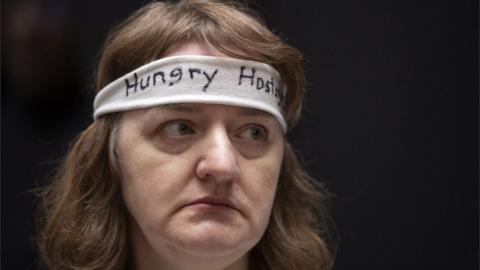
[38,1,332,269]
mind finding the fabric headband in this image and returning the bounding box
[93,55,288,132]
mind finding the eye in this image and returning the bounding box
[161,120,195,137]
[238,125,268,141]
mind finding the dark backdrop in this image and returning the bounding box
[2,0,478,269]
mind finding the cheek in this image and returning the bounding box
[241,146,283,227]
[118,142,195,229]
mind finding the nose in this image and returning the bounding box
[195,127,240,182]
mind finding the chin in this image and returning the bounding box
[167,222,257,258]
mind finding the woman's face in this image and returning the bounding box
[116,42,285,268]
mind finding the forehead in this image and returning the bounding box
[121,103,283,133]
[141,103,275,118]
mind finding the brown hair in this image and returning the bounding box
[38,0,332,269]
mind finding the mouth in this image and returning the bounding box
[184,196,239,212]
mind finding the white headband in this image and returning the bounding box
[93,55,288,132]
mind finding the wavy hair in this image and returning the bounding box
[38,1,332,269]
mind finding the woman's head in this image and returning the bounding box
[38,1,332,269]
[95,0,305,125]
[116,41,286,269]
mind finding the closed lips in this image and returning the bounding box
[186,197,238,211]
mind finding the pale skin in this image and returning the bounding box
[117,42,285,270]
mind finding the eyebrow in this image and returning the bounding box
[237,108,273,118]
[150,104,273,118]
[161,104,203,113]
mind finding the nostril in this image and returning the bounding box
[196,148,240,182]
[195,127,241,181]
[196,156,240,182]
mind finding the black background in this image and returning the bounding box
[2,0,478,269]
